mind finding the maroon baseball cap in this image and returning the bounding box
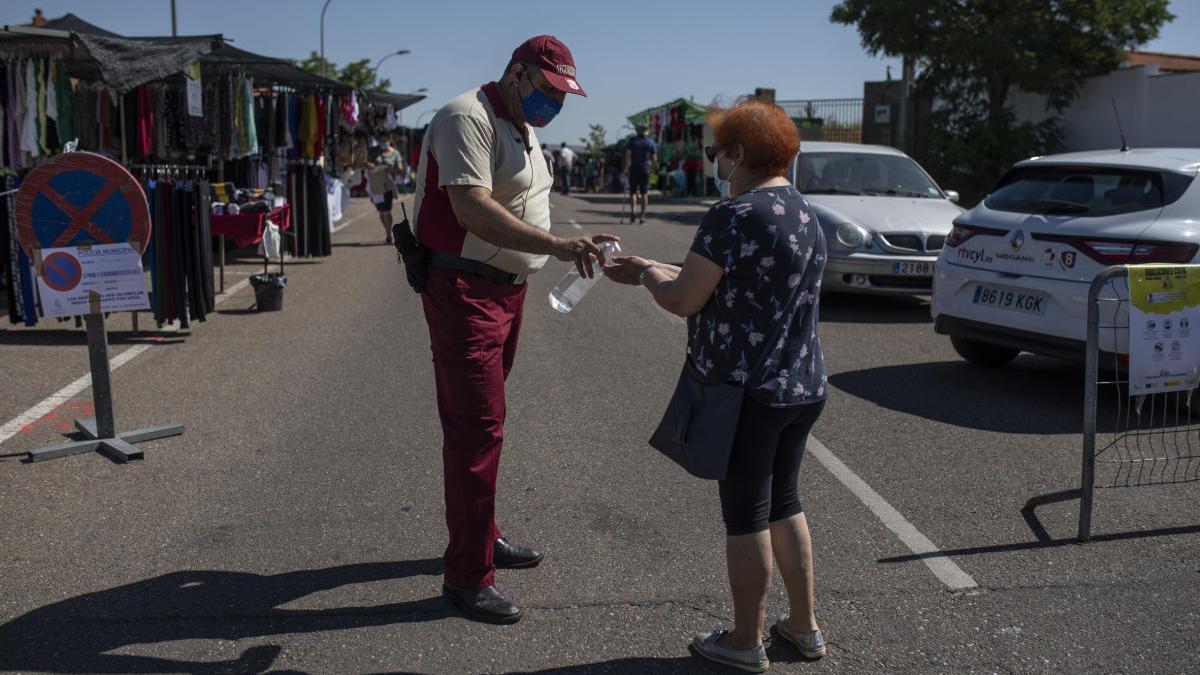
[512,35,587,97]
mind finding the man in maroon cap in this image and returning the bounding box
[409,35,616,624]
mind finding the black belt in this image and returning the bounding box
[428,251,528,285]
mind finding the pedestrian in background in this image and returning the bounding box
[366,138,401,244]
[541,142,555,179]
[624,123,656,224]
[409,35,615,625]
[605,98,827,672]
[557,142,576,195]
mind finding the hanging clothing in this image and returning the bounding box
[144,177,214,327]
[54,60,74,144]
[36,59,48,155]
[19,60,38,158]
[137,84,153,159]
[243,77,259,157]
[299,94,317,157]
[314,94,326,158]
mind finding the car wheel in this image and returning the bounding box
[950,336,1020,367]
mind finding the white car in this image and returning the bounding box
[794,142,964,294]
[932,148,1200,366]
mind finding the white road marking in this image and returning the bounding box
[333,209,374,233]
[806,436,979,590]
[0,344,150,447]
[1,206,380,449]
[642,295,976,590]
[568,219,583,231]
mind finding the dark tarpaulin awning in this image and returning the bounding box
[136,39,349,90]
[361,90,425,111]
[76,33,212,94]
[9,13,346,92]
[0,27,212,94]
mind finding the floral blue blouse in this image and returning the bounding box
[687,185,827,407]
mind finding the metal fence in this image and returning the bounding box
[1025,266,1200,541]
[775,98,863,144]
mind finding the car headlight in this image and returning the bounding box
[835,222,871,249]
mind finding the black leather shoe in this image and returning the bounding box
[442,584,522,624]
[494,537,544,569]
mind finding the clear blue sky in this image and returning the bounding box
[4,1,1199,147]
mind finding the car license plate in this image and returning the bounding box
[972,284,1048,315]
[893,261,933,275]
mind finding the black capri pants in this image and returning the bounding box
[719,397,825,536]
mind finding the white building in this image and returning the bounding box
[1011,51,1200,152]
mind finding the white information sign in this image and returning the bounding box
[35,244,150,318]
[1127,265,1200,394]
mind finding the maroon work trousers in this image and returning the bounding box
[421,268,527,589]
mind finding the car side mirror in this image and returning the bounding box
[945,190,960,203]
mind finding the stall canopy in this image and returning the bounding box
[8,13,346,92]
[0,24,213,94]
[627,98,709,126]
[361,90,426,111]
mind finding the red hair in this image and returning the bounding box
[708,98,800,177]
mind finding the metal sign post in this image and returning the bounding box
[27,308,184,463]
[15,152,185,464]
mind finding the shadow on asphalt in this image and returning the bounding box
[576,208,703,228]
[0,329,187,347]
[878,523,1200,564]
[830,358,1084,434]
[503,642,825,673]
[819,293,932,324]
[0,559,445,674]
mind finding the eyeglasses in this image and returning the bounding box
[704,145,718,162]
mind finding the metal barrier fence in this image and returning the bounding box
[775,98,863,143]
[1025,266,1200,541]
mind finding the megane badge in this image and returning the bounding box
[1011,230,1025,252]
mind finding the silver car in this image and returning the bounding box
[794,142,964,294]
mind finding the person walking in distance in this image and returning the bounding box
[557,142,577,195]
[409,35,616,624]
[624,123,657,224]
[541,143,555,179]
[367,138,401,244]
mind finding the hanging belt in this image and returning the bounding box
[427,250,528,286]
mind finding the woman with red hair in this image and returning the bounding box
[607,98,828,671]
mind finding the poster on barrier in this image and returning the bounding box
[1127,264,1200,394]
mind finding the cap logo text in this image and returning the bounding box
[556,64,576,77]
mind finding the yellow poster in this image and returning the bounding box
[1127,264,1200,394]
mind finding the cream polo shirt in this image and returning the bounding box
[412,83,554,276]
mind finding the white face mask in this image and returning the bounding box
[712,152,737,199]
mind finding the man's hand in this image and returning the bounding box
[605,255,650,286]
[552,234,620,279]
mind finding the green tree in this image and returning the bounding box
[338,58,391,91]
[831,0,1173,203]
[295,51,391,91]
[581,123,607,169]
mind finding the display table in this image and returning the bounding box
[210,204,291,291]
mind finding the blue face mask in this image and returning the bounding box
[520,82,562,127]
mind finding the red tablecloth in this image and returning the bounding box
[210,204,291,248]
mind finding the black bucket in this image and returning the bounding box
[250,273,286,311]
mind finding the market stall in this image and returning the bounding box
[626,98,711,196]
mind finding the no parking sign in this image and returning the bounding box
[14,153,151,317]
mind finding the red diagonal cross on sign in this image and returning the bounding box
[42,179,120,247]
[13,152,151,258]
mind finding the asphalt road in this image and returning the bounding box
[1,191,1197,674]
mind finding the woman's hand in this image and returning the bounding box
[551,234,621,279]
[605,255,650,286]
